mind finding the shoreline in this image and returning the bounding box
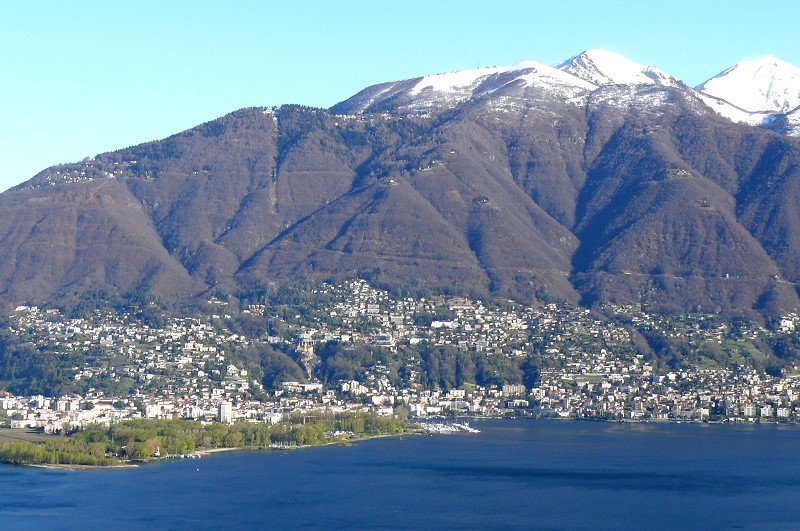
[7,418,799,470]
[24,430,418,470]
[188,447,240,457]
[1,433,407,470]
[29,463,139,471]
[10,417,797,470]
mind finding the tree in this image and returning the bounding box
[261,346,305,388]
[522,358,540,389]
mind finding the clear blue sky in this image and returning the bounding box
[2,0,799,192]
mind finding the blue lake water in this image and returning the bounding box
[2,419,800,529]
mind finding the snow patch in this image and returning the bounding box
[409,60,594,97]
[511,62,597,91]
[410,66,509,95]
[695,92,778,127]
[785,108,800,136]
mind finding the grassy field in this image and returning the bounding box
[0,428,53,443]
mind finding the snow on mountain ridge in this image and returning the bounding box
[334,50,800,137]
[409,65,511,96]
[337,60,600,113]
[697,56,800,113]
[694,92,774,127]
[408,60,596,97]
[337,50,682,114]
[556,49,680,87]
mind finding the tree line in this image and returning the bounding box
[0,412,409,467]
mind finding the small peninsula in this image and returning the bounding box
[0,412,412,468]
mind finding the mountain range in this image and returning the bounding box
[3,49,800,316]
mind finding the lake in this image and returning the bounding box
[2,419,800,529]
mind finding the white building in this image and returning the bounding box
[217,401,233,424]
[502,384,527,397]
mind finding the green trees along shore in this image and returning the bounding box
[0,412,409,467]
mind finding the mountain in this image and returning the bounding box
[696,56,800,133]
[698,56,800,113]
[3,50,800,316]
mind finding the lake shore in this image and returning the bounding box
[192,430,420,456]
[14,430,420,470]
[8,417,799,470]
[29,462,139,471]
[189,447,239,457]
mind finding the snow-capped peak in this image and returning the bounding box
[697,56,800,113]
[332,50,800,138]
[556,49,680,87]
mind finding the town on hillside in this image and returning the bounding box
[2,280,800,433]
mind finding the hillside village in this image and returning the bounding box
[3,280,800,434]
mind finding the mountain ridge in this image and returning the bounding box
[333,49,800,136]
[3,51,800,316]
